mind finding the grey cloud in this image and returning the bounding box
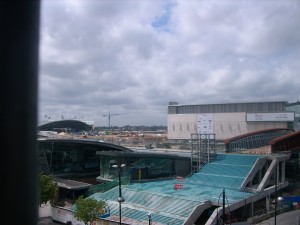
[39,0,300,126]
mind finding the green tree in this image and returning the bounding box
[74,196,106,225]
[39,173,58,206]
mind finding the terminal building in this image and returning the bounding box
[38,138,190,183]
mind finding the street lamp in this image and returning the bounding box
[274,196,284,225]
[274,165,283,225]
[216,189,227,225]
[148,213,152,225]
[112,163,126,225]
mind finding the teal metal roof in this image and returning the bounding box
[87,153,263,224]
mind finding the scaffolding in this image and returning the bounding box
[190,133,216,172]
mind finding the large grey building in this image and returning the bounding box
[168,101,295,143]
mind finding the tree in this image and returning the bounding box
[74,196,106,225]
[39,173,58,206]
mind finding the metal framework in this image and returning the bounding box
[190,133,216,172]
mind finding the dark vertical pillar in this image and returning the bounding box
[118,167,122,225]
[275,165,278,225]
[0,1,40,224]
[222,189,225,225]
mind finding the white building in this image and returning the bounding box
[167,101,295,143]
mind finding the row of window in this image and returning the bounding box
[168,102,286,114]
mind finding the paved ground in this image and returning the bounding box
[38,217,61,225]
[38,205,300,225]
[254,209,300,225]
[38,202,60,225]
[39,202,51,218]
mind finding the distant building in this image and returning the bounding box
[285,101,300,131]
[37,119,94,133]
[167,101,295,143]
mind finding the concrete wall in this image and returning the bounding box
[168,113,288,141]
[51,206,83,225]
[214,113,247,139]
[168,114,198,139]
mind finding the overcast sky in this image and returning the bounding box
[38,0,300,127]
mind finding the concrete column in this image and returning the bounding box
[276,163,279,185]
[250,202,253,218]
[281,160,285,183]
[258,170,262,183]
[266,196,270,213]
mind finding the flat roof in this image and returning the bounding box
[96,147,191,159]
[54,178,92,190]
[90,154,268,225]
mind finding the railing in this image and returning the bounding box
[252,208,268,217]
[186,169,196,179]
[273,150,291,157]
[240,186,258,193]
[249,206,291,224]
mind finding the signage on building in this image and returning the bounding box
[197,114,214,133]
[174,183,183,190]
[246,112,294,122]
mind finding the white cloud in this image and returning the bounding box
[38,0,300,126]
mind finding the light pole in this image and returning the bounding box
[148,213,152,225]
[274,167,277,225]
[216,189,227,225]
[112,163,126,225]
[274,164,283,225]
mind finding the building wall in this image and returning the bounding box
[246,121,287,131]
[285,101,300,131]
[167,102,294,142]
[168,114,198,140]
[168,112,289,141]
[214,113,247,139]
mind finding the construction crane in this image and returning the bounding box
[103,112,126,128]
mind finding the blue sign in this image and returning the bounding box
[100,213,110,218]
[99,206,110,218]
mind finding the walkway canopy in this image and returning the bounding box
[224,128,296,153]
[270,130,300,153]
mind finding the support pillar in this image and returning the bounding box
[250,202,253,218]
[266,196,270,213]
[281,161,285,183]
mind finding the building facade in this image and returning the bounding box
[38,138,190,182]
[168,101,295,143]
[285,101,300,131]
